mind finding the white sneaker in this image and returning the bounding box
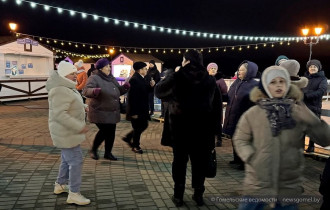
[67,191,91,205]
[54,182,69,194]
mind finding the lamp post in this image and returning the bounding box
[301,27,323,61]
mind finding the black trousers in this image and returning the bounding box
[172,144,207,198]
[125,117,148,148]
[148,93,154,114]
[92,123,116,155]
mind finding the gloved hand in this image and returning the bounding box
[93,88,101,97]
[123,82,130,89]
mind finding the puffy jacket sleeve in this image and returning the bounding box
[293,103,330,147]
[154,71,175,100]
[49,87,85,132]
[232,112,255,163]
[305,77,327,100]
[83,75,98,98]
[76,72,88,90]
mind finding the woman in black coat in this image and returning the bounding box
[303,59,328,152]
[155,50,221,207]
[123,62,155,154]
[222,60,258,169]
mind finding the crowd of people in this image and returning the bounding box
[46,52,330,209]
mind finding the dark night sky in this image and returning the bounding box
[1,0,330,77]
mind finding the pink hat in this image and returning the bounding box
[207,63,218,71]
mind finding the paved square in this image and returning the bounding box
[0,99,327,209]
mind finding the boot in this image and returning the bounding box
[67,191,91,205]
[104,153,118,161]
[89,150,99,160]
[192,186,205,206]
[54,182,69,194]
[172,184,185,207]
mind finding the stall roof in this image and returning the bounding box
[0,36,18,46]
[113,53,163,63]
[0,35,55,56]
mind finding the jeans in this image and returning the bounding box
[238,201,298,210]
[57,145,83,193]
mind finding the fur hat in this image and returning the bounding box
[149,60,156,65]
[57,61,77,77]
[207,63,218,71]
[133,61,147,71]
[280,59,308,88]
[306,59,322,71]
[183,49,203,66]
[260,65,291,98]
[95,58,110,70]
[275,55,289,66]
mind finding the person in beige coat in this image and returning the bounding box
[233,66,330,210]
[46,61,90,206]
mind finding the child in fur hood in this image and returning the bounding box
[233,65,330,210]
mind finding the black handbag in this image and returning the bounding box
[205,149,217,178]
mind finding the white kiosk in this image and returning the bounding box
[0,36,54,102]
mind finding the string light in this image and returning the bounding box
[16,32,317,57]
[5,0,317,41]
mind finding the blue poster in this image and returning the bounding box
[21,64,26,69]
[6,61,10,68]
[18,69,24,75]
[28,63,33,68]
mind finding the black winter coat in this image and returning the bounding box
[126,72,153,120]
[146,67,161,87]
[223,61,258,136]
[302,71,327,115]
[155,64,222,150]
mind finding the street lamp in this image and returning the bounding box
[109,48,115,60]
[301,27,323,61]
[9,22,17,32]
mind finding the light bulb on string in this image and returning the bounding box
[271,44,274,47]
[156,49,159,52]
[247,45,250,49]
[82,44,85,47]
[287,42,290,45]
[231,46,234,50]
[255,45,258,49]
[61,42,64,46]
[90,45,93,49]
[178,50,181,54]
[263,43,267,47]
[75,44,78,48]
[223,48,226,52]
[141,49,144,52]
[171,49,173,53]
[239,47,242,51]
[216,48,219,51]
[98,45,100,49]
[39,37,42,41]
[148,50,151,53]
[163,50,166,54]
[134,49,137,53]
[69,42,72,45]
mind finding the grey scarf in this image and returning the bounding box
[258,98,296,136]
